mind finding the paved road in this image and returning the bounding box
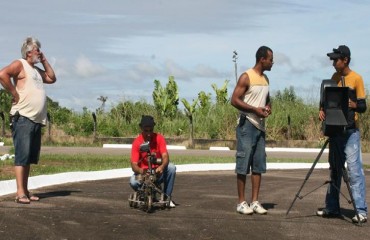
[1,147,370,239]
[0,169,369,240]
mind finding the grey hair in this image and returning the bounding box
[21,36,41,59]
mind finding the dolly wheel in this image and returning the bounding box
[146,196,153,213]
[129,193,134,207]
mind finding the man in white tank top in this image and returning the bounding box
[231,46,273,215]
[0,37,56,204]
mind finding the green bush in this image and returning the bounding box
[11,84,364,144]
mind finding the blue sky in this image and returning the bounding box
[0,0,369,112]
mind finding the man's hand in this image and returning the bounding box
[155,166,164,175]
[255,107,270,118]
[39,52,47,63]
[265,105,272,115]
[12,92,19,104]
[319,109,325,121]
[349,99,357,109]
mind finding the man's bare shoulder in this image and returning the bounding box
[237,72,250,85]
[1,59,23,74]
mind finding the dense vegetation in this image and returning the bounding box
[1,77,369,148]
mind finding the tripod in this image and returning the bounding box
[286,138,362,225]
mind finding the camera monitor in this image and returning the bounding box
[320,80,349,136]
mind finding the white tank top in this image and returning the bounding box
[10,59,47,125]
[241,68,269,132]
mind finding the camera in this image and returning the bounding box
[139,141,162,165]
[320,80,349,137]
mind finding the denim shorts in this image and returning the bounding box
[12,116,42,166]
[235,119,266,175]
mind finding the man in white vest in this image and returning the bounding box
[0,36,56,204]
[231,46,273,215]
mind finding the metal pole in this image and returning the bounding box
[92,112,97,139]
[232,50,238,83]
[0,112,4,138]
[47,112,51,141]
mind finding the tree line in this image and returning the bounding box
[1,77,369,147]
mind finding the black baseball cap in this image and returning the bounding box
[327,45,351,60]
[139,115,156,127]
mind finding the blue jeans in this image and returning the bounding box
[130,163,176,197]
[325,129,368,216]
[235,120,266,175]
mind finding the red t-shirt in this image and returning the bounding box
[131,133,168,170]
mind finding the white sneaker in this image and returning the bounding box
[352,214,367,223]
[169,200,176,208]
[250,201,267,214]
[237,201,253,215]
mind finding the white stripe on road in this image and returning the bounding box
[0,163,329,196]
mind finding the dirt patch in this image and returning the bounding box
[0,163,14,180]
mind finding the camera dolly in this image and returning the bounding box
[128,142,171,212]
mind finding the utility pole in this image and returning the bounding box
[232,50,238,83]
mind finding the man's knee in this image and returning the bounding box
[129,175,142,190]
[251,172,262,176]
[166,163,176,174]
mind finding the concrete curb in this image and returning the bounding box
[266,147,329,153]
[0,162,329,197]
[103,144,187,150]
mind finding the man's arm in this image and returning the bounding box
[355,99,366,113]
[0,60,23,104]
[154,135,169,174]
[155,152,169,175]
[352,76,367,113]
[230,72,268,118]
[37,52,56,84]
[265,93,272,115]
[345,77,367,113]
[130,139,144,174]
[131,161,145,174]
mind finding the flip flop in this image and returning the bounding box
[28,194,40,201]
[15,195,30,204]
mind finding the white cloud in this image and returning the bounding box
[75,55,105,78]
[163,60,192,80]
[194,64,227,78]
[1,0,370,112]
[133,62,160,77]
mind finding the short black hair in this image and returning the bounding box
[256,46,273,63]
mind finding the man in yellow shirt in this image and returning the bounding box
[317,45,367,223]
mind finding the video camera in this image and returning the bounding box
[139,141,162,166]
[320,79,349,137]
[129,141,168,212]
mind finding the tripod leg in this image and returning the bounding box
[286,139,329,216]
[326,180,352,204]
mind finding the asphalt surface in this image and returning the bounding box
[1,168,370,240]
[1,146,370,240]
